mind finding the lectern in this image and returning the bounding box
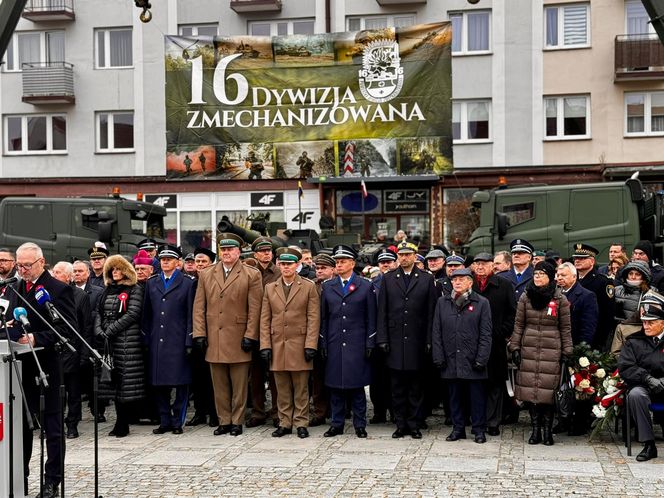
[0,339,25,498]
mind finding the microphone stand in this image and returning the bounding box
[4,285,74,498]
[48,303,109,498]
[1,312,34,498]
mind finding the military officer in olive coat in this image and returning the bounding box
[192,233,263,436]
[260,247,320,438]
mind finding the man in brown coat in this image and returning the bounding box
[260,247,320,438]
[193,233,263,436]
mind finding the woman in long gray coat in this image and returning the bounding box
[95,254,146,437]
[509,261,573,446]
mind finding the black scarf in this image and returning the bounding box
[526,281,556,310]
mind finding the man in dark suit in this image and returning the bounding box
[8,242,77,498]
[142,245,197,434]
[377,241,438,439]
[503,239,535,300]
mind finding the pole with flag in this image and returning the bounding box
[360,179,368,240]
[297,180,304,229]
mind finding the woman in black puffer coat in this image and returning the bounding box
[95,254,145,437]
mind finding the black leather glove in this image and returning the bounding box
[425,343,432,355]
[185,347,193,358]
[260,348,272,367]
[434,360,447,370]
[241,337,256,353]
[472,362,485,372]
[378,343,390,354]
[319,348,328,360]
[365,348,372,359]
[304,348,316,362]
[193,337,208,352]
[511,350,521,368]
[646,375,664,393]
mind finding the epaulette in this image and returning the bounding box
[147,273,159,280]
[361,276,372,282]
[184,274,196,280]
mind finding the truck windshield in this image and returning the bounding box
[129,209,165,239]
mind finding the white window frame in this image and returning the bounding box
[543,95,591,141]
[4,114,67,155]
[624,91,664,137]
[178,24,218,37]
[95,111,135,153]
[3,30,64,72]
[346,14,416,31]
[94,27,133,69]
[544,3,591,50]
[448,10,492,56]
[452,99,492,144]
[248,19,316,36]
[625,0,655,36]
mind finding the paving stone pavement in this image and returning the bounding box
[26,410,664,497]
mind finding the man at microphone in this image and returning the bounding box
[8,242,76,498]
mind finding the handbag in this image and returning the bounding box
[100,337,114,384]
[555,361,575,418]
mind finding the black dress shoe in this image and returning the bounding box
[208,416,219,427]
[36,481,59,498]
[66,426,79,439]
[411,429,423,439]
[310,417,326,427]
[297,427,309,438]
[246,417,267,428]
[229,424,243,436]
[636,441,658,462]
[475,433,487,444]
[323,426,343,437]
[185,413,207,426]
[392,428,408,438]
[95,414,107,423]
[272,426,292,437]
[446,431,467,441]
[487,426,500,436]
[172,427,183,434]
[214,425,232,436]
[152,426,172,435]
[355,427,368,438]
[109,426,129,438]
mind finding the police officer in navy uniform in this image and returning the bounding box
[572,243,616,352]
[142,244,197,434]
[138,238,161,274]
[320,245,376,438]
[437,253,465,297]
[377,241,438,439]
[504,239,535,300]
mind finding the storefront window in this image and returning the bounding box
[216,210,250,230]
[336,216,363,235]
[181,211,212,254]
[400,216,430,247]
[163,211,178,246]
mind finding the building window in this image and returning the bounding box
[625,92,664,136]
[179,24,218,37]
[4,30,64,71]
[452,100,491,142]
[96,112,134,152]
[95,28,132,68]
[4,114,67,155]
[544,95,590,139]
[449,11,490,54]
[625,0,654,36]
[544,3,590,49]
[248,19,315,36]
[346,14,415,31]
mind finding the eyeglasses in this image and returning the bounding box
[16,259,41,270]
[533,271,548,277]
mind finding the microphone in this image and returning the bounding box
[13,306,31,331]
[0,276,18,287]
[34,285,61,323]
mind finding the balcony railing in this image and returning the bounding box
[615,33,664,81]
[230,0,282,13]
[23,0,75,21]
[22,62,75,104]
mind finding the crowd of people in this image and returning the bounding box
[6,234,664,497]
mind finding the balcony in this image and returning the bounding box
[22,0,75,21]
[230,0,281,13]
[615,33,664,81]
[22,62,75,104]
[376,0,426,4]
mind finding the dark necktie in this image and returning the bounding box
[164,277,170,283]
[516,273,522,283]
[342,279,348,287]
[655,337,660,347]
[26,281,33,293]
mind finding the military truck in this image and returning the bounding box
[0,196,166,263]
[463,176,663,263]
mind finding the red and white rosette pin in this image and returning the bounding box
[547,300,558,317]
[118,292,128,313]
[348,284,356,293]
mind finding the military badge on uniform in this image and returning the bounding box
[606,284,615,298]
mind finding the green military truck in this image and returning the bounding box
[0,196,166,263]
[463,176,662,262]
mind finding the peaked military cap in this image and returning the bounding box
[572,243,599,259]
[218,232,244,248]
[332,244,357,260]
[251,236,274,252]
[276,246,302,263]
[158,244,182,259]
[446,252,465,266]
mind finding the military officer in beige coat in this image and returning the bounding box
[193,233,263,436]
[260,247,320,438]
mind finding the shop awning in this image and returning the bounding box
[307,174,440,185]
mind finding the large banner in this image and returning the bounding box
[164,23,452,181]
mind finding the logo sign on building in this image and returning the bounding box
[164,23,452,181]
[384,189,429,213]
[145,194,178,209]
[250,192,284,207]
